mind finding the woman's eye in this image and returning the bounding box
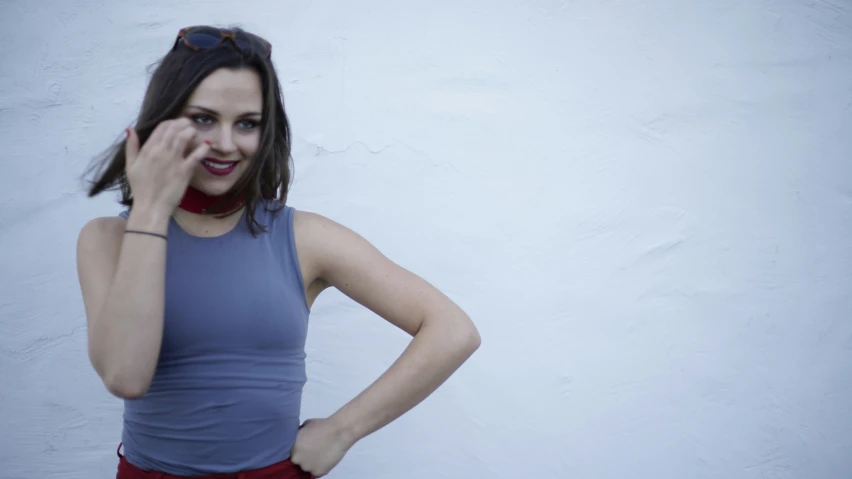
[192,114,213,124]
[187,114,257,130]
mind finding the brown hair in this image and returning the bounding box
[83,25,292,235]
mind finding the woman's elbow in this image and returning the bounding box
[462,322,481,354]
[90,348,150,399]
[103,373,150,400]
[451,314,481,357]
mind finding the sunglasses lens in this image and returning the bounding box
[184,31,221,48]
[238,37,270,57]
[177,27,271,57]
[235,38,254,52]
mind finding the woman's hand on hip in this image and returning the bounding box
[290,417,354,477]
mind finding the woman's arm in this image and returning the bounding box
[77,120,209,399]
[290,211,481,476]
[76,208,171,399]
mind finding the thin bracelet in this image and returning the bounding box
[125,229,167,241]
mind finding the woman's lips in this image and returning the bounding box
[201,158,239,176]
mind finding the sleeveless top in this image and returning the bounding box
[117,201,310,475]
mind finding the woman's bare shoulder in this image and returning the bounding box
[77,215,127,258]
[79,215,126,238]
[291,209,357,252]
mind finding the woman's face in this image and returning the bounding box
[180,67,263,196]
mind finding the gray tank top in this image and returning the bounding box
[117,202,310,475]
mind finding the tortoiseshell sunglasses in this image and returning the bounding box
[173,26,272,59]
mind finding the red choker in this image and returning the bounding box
[178,187,245,214]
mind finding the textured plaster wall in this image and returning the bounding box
[2,1,851,478]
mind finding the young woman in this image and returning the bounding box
[76,25,481,478]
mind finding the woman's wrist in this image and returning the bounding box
[326,412,362,449]
[126,204,172,235]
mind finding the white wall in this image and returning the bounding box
[2,1,851,478]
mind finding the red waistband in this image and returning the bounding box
[116,443,313,479]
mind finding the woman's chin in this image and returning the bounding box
[188,179,238,197]
[190,165,248,197]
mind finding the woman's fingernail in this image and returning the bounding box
[204,140,211,145]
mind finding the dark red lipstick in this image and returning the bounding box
[201,157,239,176]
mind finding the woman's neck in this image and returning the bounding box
[171,187,246,238]
[172,205,245,238]
[178,186,244,215]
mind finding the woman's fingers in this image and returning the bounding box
[182,140,211,175]
[124,128,139,170]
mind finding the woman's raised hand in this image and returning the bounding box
[124,119,210,214]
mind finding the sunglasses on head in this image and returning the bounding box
[174,26,272,59]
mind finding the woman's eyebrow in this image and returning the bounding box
[186,105,262,117]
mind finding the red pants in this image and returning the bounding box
[116,444,313,479]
